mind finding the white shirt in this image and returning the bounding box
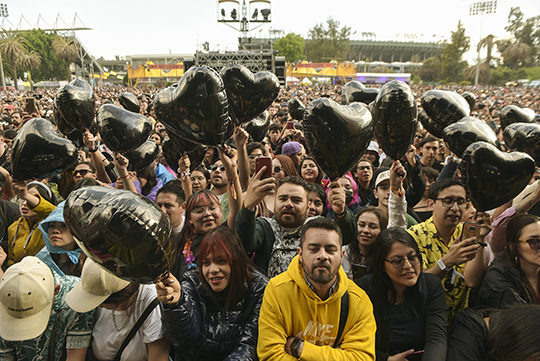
[91,284,164,361]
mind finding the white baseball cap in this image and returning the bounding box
[0,256,55,341]
[66,259,130,313]
[375,170,391,188]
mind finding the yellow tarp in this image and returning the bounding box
[287,61,356,78]
[127,61,184,79]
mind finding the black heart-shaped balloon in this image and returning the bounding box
[288,98,305,120]
[372,80,418,160]
[125,140,159,172]
[461,92,476,110]
[96,104,152,153]
[341,80,365,104]
[421,90,470,129]
[118,92,140,113]
[354,87,380,105]
[162,136,208,173]
[241,110,270,142]
[418,109,444,138]
[153,66,230,146]
[461,142,535,211]
[500,105,535,130]
[304,98,374,180]
[220,63,280,125]
[53,98,97,148]
[443,117,498,158]
[503,123,540,165]
[54,79,95,132]
[11,118,78,180]
[64,186,172,284]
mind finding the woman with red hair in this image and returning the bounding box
[157,227,268,361]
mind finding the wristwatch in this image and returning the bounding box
[290,338,303,359]
[437,258,451,272]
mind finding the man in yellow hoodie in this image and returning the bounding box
[258,217,376,361]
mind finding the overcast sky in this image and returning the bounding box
[6,0,540,64]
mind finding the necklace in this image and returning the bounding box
[111,291,138,332]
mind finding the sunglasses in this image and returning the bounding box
[209,165,225,172]
[72,169,93,177]
[518,238,540,251]
[273,166,282,173]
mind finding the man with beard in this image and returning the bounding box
[408,178,489,325]
[257,217,376,360]
[236,174,357,277]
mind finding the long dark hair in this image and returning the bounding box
[369,227,423,309]
[500,214,540,304]
[485,304,540,360]
[347,206,388,266]
[300,156,324,184]
[197,227,253,310]
[137,166,158,196]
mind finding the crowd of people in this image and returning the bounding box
[0,80,539,361]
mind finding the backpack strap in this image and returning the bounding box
[333,290,349,348]
[113,297,159,361]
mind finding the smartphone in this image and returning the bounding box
[461,222,481,243]
[286,121,295,130]
[406,350,424,361]
[24,97,37,114]
[351,264,368,280]
[256,156,272,179]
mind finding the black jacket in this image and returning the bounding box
[162,268,268,361]
[474,256,534,308]
[356,273,447,361]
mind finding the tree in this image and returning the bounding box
[24,29,68,82]
[418,56,441,82]
[274,33,305,62]
[305,18,351,62]
[502,42,531,69]
[479,34,496,66]
[17,50,41,86]
[53,35,78,81]
[372,65,389,73]
[0,30,27,90]
[464,63,491,83]
[505,7,524,38]
[440,21,470,83]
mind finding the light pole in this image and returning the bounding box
[469,1,497,85]
[0,3,8,89]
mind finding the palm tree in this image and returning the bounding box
[17,50,41,87]
[478,34,496,66]
[0,29,27,90]
[372,65,389,73]
[502,42,531,69]
[53,36,78,81]
[464,63,491,83]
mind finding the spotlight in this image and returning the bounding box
[252,8,258,19]
[221,8,225,17]
[231,8,237,20]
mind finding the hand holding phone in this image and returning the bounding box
[461,222,481,244]
[24,97,36,115]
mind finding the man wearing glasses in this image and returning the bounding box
[408,178,490,325]
[72,162,97,184]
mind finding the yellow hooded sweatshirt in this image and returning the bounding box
[258,255,376,361]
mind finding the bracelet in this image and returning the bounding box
[227,175,238,200]
[335,209,346,218]
[390,185,404,197]
[88,146,98,153]
[117,174,129,180]
[179,170,190,179]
